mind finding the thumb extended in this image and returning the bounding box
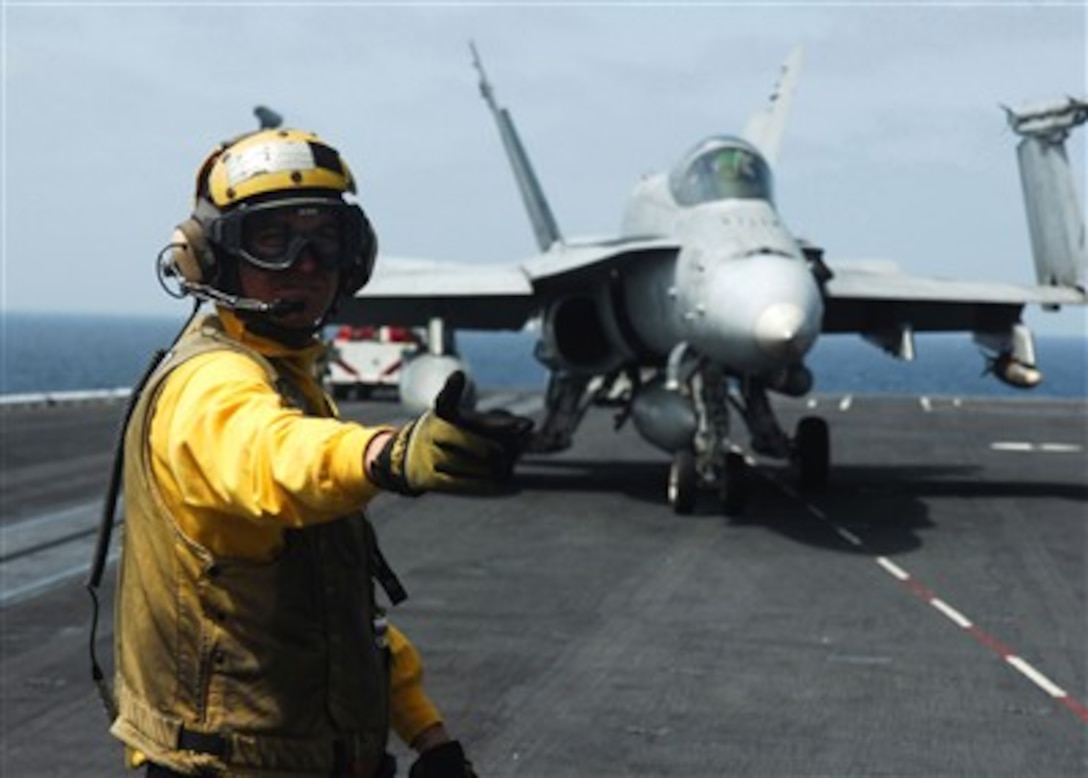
[434,371,469,421]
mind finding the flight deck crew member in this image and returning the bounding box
[110,128,532,777]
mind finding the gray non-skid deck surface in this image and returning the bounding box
[1,394,1084,775]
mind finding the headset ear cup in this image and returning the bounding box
[170,219,214,284]
[345,213,378,294]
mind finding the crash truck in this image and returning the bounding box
[325,325,422,400]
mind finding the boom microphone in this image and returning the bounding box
[157,246,313,320]
[179,281,305,317]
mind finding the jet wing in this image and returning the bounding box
[522,236,679,286]
[339,46,681,333]
[337,237,679,330]
[337,256,535,329]
[822,260,1086,333]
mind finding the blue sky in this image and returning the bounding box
[3,1,1085,336]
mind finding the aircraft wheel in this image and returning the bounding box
[720,451,750,517]
[795,416,830,492]
[668,450,697,515]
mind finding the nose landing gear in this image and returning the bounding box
[665,370,830,516]
[667,448,753,517]
[667,450,698,515]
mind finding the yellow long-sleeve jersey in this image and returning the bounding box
[144,310,442,747]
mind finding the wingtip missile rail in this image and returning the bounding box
[1003,96,1088,140]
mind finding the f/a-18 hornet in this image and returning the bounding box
[341,45,1087,515]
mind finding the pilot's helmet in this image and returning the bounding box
[714,148,744,180]
[185,128,378,296]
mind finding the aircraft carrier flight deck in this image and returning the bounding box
[1,392,1085,776]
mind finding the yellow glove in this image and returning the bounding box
[370,371,534,496]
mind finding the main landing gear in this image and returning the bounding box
[793,416,830,492]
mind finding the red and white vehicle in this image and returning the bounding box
[325,325,422,400]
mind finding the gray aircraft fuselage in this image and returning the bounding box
[615,136,823,377]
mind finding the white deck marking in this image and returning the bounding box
[1039,443,1083,453]
[930,598,973,629]
[773,475,1088,723]
[991,441,1083,453]
[1007,656,1068,698]
[876,556,910,581]
[991,442,1035,451]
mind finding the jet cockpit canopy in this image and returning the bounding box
[668,135,774,207]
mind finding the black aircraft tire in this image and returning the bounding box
[668,450,697,515]
[796,416,830,492]
[720,450,750,517]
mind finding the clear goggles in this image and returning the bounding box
[208,198,366,272]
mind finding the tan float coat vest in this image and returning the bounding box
[110,316,389,776]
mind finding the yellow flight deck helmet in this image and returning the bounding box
[171,128,378,298]
[201,128,358,207]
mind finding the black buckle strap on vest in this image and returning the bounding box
[178,727,229,759]
[272,364,409,610]
[175,730,396,777]
[270,366,409,609]
[146,730,225,777]
[85,345,171,723]
[363,517,407,606]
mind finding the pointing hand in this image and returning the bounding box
[369,371,534,496]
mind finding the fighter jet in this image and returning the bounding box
[338,46,1087,515]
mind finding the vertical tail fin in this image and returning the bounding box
[470,42,562,252]
[743,45,804,168]
[1005,97,1088,293]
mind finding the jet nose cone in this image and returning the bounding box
[755,302,817,360]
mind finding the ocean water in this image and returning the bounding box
[1,311,1085,398]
